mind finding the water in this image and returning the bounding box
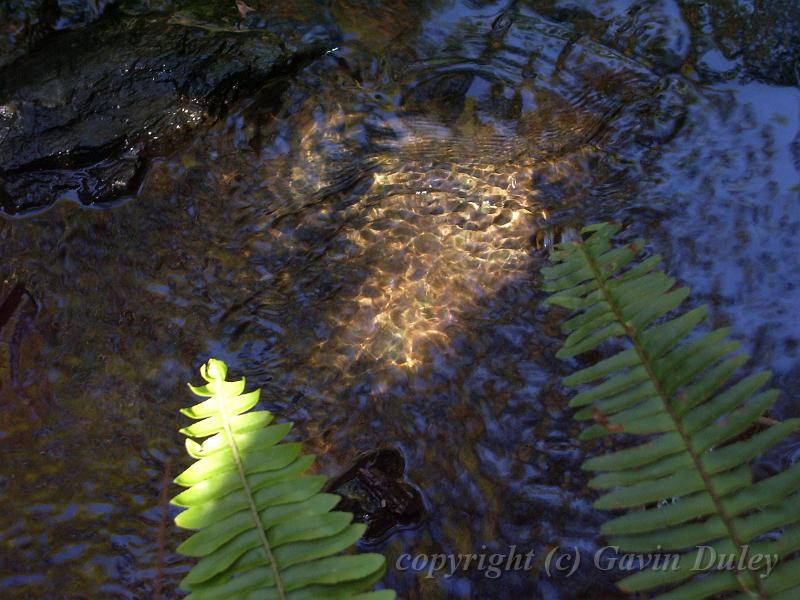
[1,1,799,598]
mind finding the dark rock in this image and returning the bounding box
[0,0,120,70]
[0,6,338,215]
[0,1,58,70]
[0,282,49,425]
[0,283,34,335]
[326,448,425,543]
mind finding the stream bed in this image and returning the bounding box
[1,1,799,598]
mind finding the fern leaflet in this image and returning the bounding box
[172,358,395,600]
[543,222,800,599]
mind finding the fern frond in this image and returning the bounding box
[543,222,800,599]
[173,358,395,600]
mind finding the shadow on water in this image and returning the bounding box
[1,0,799,598]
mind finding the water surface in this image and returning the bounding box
[1,1,799,598]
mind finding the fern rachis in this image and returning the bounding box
[543,222,800,599]
[172,358,395,600]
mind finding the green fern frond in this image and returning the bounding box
[543,222,800,599]
[173,358,395,600]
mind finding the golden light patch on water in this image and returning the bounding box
[253,99,572,377]
[315,154,545,368]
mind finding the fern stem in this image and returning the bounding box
[579,241,767,600]
[216,382,287,599]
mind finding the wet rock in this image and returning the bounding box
[326,448,425,543]
[54,0,115,29]
[0,6,338,215]
[0,1,57,69]
[0,0,117,70]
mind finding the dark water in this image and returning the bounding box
[1,1,799,598]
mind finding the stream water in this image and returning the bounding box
[1,1,799,598]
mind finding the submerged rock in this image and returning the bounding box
[697,0,800,86]
[326,448,425,543]
[0,6,337,215]
[0,282,48,432]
